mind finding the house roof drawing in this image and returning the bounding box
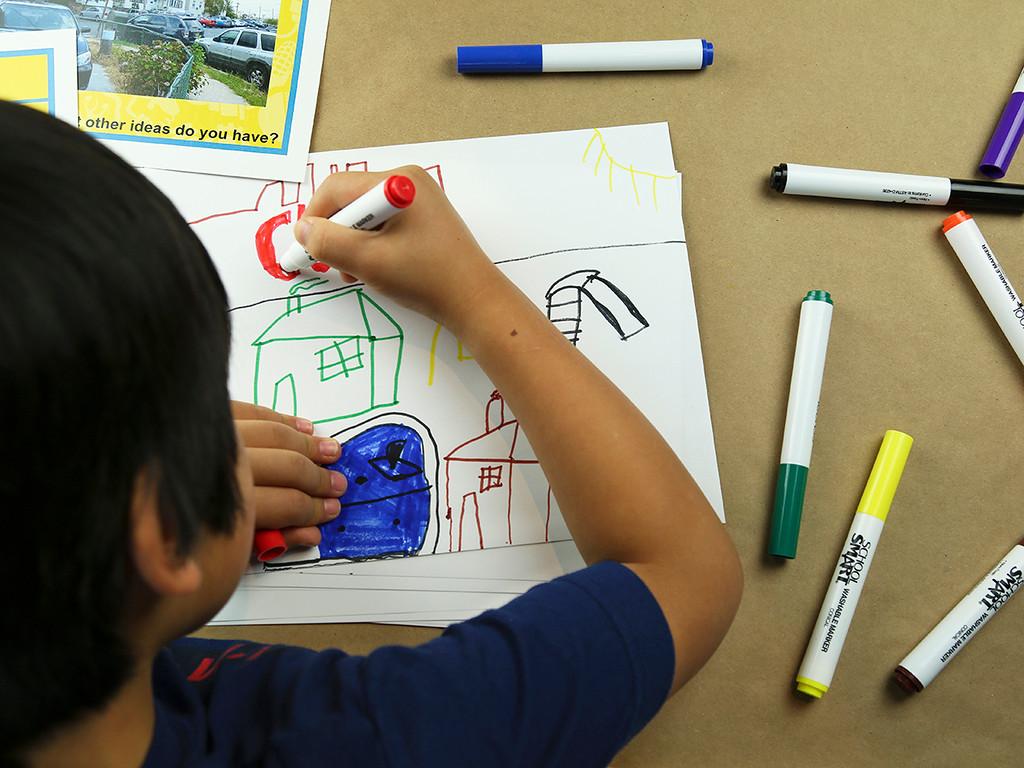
[446,392,539,464]
[252,288,401,347]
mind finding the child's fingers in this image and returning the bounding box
[251,486,342,529]
[294,215,377,276]
[232,400,314,435]
[237,419,340,464]
[302,170,389,220]
[248,448,348,499]
[281,525,322,550]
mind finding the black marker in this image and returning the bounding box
[769,163,1024,212]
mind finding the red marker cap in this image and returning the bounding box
[383,175,416,208]
[941,210,972,233]
[252,529,287,562]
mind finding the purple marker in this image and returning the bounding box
[980,64,1024,179]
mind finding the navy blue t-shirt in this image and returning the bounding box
[145,561,674,767]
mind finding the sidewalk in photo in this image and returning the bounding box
[88,60,117,93]
[193,77,247,105]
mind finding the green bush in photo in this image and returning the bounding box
[111,41,208,98]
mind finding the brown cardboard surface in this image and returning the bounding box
[198,2,1024,764]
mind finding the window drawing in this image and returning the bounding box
[316,337,364,381]
[478,465,503,493]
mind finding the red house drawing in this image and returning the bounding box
[443,391,552,552]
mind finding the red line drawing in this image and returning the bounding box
[443,391,551,551]
[189,161,446,283]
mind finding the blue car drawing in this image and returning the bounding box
[319,422,432,560]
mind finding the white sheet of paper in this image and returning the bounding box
[146,123,720,557]
[152,123,722,626]
[0,29,78,125]
[209,544,585,626]
[212,586,513,625]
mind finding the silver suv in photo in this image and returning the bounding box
[197,27,275,90]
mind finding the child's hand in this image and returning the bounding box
[232,402,346,552]
[293,166,505,331]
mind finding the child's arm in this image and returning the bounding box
[295,167,743,693]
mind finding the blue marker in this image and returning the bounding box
[457,39,713,74]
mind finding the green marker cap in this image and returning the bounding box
[802,289,833,305]
[769,463,809,559]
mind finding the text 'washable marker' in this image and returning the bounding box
[796,430,914,700]
[769,163,1024,212]
[942,211,1024,368]
[980,63,1024,179]
[770,290,834,559]
[894,536,1024,694]
[457,39,713,74]
[279,175,416,273]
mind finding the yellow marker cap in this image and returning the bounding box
[856,430,913,522]
[795,676,828,699]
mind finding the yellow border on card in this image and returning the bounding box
[78,0,305,153]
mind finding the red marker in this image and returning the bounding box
[278,174,416,272]
[252,529,287,562]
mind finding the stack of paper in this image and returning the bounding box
[143,122,722,627]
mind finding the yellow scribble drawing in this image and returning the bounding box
[581,128,677,209]
[427,323,475,386]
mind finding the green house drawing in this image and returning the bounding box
[252,287,404,425]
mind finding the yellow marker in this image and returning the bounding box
[795,430,913,699]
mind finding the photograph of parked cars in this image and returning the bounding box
[65,1,280,107]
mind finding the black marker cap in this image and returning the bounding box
[950,178,1024,212]
[769,163,788,192]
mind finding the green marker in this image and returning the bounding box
[770,290,834,559]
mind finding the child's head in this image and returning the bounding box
[0,103,253,754]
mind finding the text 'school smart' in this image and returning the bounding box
[796,431,913,700]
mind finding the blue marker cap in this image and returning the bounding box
[702,39,714,68]
[457,45,543,74]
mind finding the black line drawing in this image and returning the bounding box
[545,269,650,346]
[227,240,686,314]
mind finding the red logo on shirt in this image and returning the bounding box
[186,643,272,682]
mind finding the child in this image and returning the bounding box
[0,101,742,767]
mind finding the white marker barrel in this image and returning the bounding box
[776,164,952,205]
[456,39,713,73]
[279,175,416,273]
[797,513,885,696]
[894,541,1024,693]
[543,39,708,71]
[796,430,913,699]
[769,290,834,559]
[942,211,1024,367]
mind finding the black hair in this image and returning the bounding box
[0,102,240,756]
